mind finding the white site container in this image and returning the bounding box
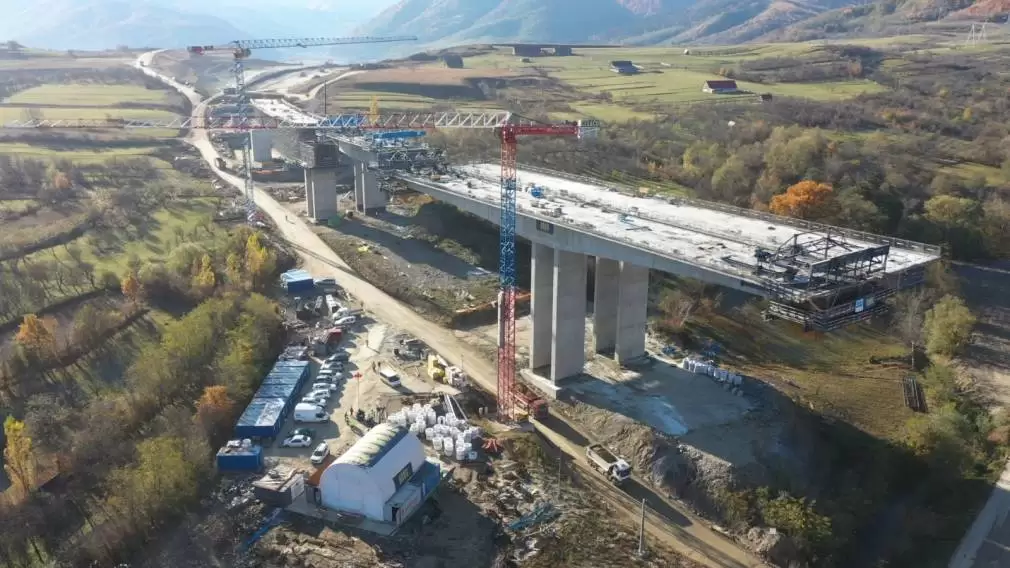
[432,437,443,452]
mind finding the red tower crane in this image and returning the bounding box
[495,119,599,420]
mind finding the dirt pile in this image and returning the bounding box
[558,401,775,517]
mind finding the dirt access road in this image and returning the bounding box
[139,52,766,568]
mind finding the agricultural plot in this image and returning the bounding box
[7,83,172,106]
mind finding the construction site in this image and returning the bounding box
[2,35,956,568]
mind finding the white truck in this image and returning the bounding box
[294,403,329,423]
[586,444,632,485]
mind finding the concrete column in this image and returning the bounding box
[593,257,619,354]
[360,168,384,213]
[615,262,649,363]
[304,168,315,216]
[352,161,364,211]
[529,243,554,371]
[551,250,587,382]
[306,168,337,221]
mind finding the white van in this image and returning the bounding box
[293,402,328,423]
[379,368,401,387]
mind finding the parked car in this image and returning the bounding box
[302,393,329,405]
[281,434,312,448]
[310,442,331,465]
[312,381,339,392]
[327,351,350,363]
[332,316,357,327]
[290,428,315,438]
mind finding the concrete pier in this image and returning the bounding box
[593,257,619,354]
[352,162,364,208]
[305,167,337,222]
[551,250,587,382]
[351,160,385,213]
[529,243,554,371]
[615,262,649,363]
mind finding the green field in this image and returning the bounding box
[0,142,161,162]
[0,106,177,123]
[7,83,172,106]
[20,197,223,275]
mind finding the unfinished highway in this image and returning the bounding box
[247,97,940,390]
[136,52,770,568]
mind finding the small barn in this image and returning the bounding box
[703,80,739,94]
[610,60,639,74]
[318,424,441,525]
[442,54,463,68]
[512,45,543,57]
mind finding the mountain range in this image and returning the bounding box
[0,0,402,52]
[355,0,1009,46]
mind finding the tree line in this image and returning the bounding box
[0,226,288,566]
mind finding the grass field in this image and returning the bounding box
[6,83,173,106]
[322,42,891,122]
[693,309,913,439]
[0,141,162,162]
[0,106,178,123]
[0,199,38,213]
[15,197,223,278]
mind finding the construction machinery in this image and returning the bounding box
[512,383,548,421]
[586,444,632,485]
[185,35,417,220]
[496,118,600,420]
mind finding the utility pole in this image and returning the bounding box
[557,456,563,499]
[637,499,647,557]
[322,80,327,115]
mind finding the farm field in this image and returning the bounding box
[318,42,899,123]
[6,83,173,106]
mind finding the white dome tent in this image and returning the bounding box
[318,423,427,523]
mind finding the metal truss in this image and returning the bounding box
[3,112,519,131]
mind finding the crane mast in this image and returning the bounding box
[495,120,598,420]
[186,35,417,221]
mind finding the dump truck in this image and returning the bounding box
[513,384,548,420]
[586,444,632,485]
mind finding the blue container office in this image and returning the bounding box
[280,269,315,293]
[235,398,289,439]
[216,443,264,472]
[231,359,312,439]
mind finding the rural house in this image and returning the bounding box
[610,60,639,74]
[703,80,739,94]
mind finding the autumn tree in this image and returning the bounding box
[244,233,275,289]
[194,385,235,442]
[121,270,141,303]
[15,314,57,358]
[225,252,243,286]
[769,180,834,220]
[192,254,216,296]
[924,295,976,358]
[3,416,36,497]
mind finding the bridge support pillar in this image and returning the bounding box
[352,161,364,209]
[305,167,337,222]
[352,160,385,213]
[615,262,649,364]
[551,250,587,382]
[529,243,554,371]
[360,167,384,213]
[593,257,619,354]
